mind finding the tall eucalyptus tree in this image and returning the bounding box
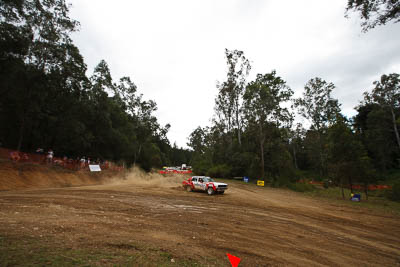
[243,71,293,180]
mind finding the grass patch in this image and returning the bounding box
[304,187,400,215]
[220,178,400,215]
[0,235,126,266]
[0,234,204,266]
[287,183,316,192]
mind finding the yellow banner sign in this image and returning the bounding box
[257,180,264,186]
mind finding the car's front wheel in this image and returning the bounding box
[207,187,214,195]
[186,186,192,192]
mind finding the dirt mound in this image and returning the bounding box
[0,160,188,191]
[0,160,116,191]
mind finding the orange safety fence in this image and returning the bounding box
[298,180,324,186]
[299,179,392,191]
[0,148,124,172]
[350,184,392,190]
[159,170,192,175]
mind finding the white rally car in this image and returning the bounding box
[182,176,228,195]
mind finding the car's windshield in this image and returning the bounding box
[203,177,214,182]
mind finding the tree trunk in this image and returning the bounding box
[316,129,324,177]
[237,124,241,146]
[260,138,265,180]
[390,107,400,151]
[349,176,353,194]
[133,144,142,168]
[236,109,241,146]
[16,114,26,151]
[340,178,345,199]
[293,145,298,169]
[364,182,369,200]
[16,83,33,151]
[259,122,266,181]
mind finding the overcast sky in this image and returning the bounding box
[69,0,400,148]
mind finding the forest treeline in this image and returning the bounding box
[188,49,400,192]
[0,0,191,170]
[1,0,399,193]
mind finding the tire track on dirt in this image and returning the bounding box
[0,179,400,266]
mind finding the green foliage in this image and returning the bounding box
[369,73,400,153]
[140,143,162,171]
[288,183,316,192]
[383,169,400,183]
[243,70,293,180]
[2,1,399,186]
[229,151,256,177]
[0,0,190,171]
[169,142,191,167]
[187,126,207,153]
[207,164,232,178]
[295,77,341,177]
[214,49,251,145]
[328,115,376,191]
[346,0,400,31]
[192,158,212,176]
[355,74,400,171]
[295,77,341,132]
[187,49,399,200]
[365,108,397,170]
[389,181,400,202]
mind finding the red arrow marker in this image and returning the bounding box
[227,253,241,267]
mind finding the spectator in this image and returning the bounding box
[46,149,54,164]
[80,157,85,169]
[22,153,29,161]
[63,156,68,167]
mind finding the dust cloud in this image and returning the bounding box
[105,167,188,188]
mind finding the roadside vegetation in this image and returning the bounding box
[0,0,192,171]
[306,186,400,215]
[187,50,399,202]
[220,178,400,215]
[1,0,399,201]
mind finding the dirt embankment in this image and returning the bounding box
[0,160,121,191]
[0,159,185,191]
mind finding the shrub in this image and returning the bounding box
[323,179,331,189]
[288,182,316,192]
[389,180,400,202]
[272,176,291,188]
[192,155,212,176]
[207,164,232,178]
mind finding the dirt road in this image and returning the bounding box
[0,172,399,266]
